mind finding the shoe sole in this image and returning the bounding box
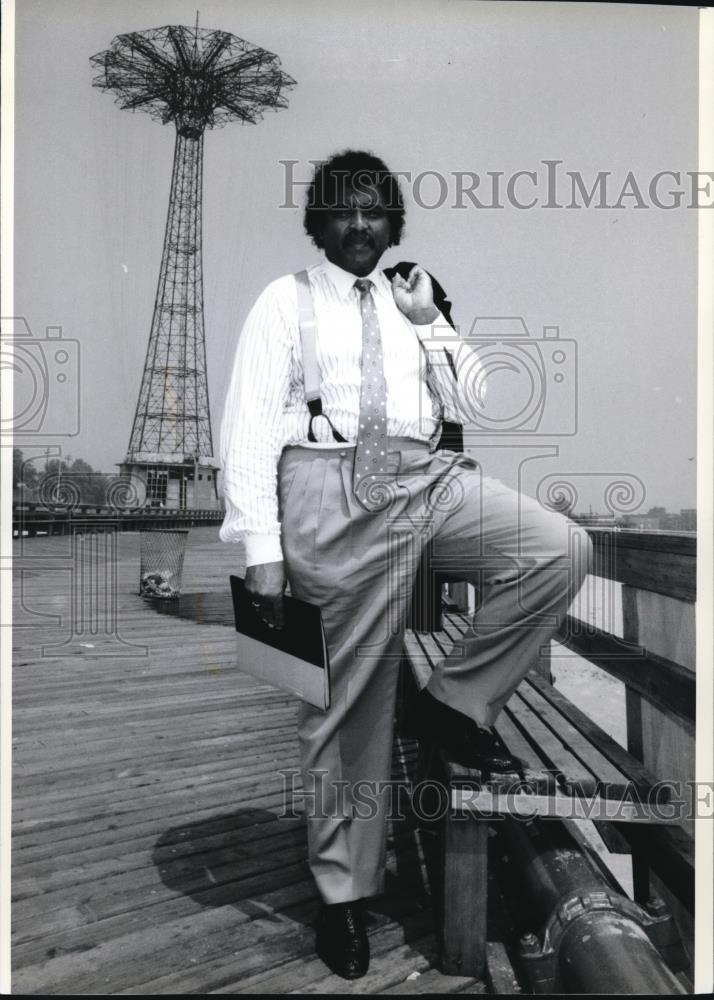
[315,948,369,980]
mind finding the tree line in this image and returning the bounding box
[13,448,111,506]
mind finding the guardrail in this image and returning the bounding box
[556,528,696,723]
[434,526,696,964]
[12,504,225,536]
[556,527,696,963]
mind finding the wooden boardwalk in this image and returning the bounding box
[11,527,509,994]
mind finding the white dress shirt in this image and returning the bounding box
[219,258,485,566]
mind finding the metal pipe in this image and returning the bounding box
[504,816,603,921]
[502,816,686,994]
[558,911,684,994]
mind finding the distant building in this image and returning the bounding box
[618,508,696,532]
[619,514,662,531]
[571,512,617,528]
[680,508,697,532]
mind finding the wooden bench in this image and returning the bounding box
[399,606,695,981]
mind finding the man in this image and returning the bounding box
[219,150,591,979]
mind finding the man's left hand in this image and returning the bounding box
[391,265,440,325]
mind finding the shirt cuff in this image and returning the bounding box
[244,532,284,567]
[413,310,460,344]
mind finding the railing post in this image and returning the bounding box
[622,583,648,902]
[619,567,695,964]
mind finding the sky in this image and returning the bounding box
[12,0,701,514]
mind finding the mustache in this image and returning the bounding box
[343,233,374,247]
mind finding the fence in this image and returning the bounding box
[12,504,224,537]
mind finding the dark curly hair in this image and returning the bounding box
[304,150,406,249]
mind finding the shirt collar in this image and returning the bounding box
[321,257,390,302]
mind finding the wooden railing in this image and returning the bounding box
[555,529,696,724]
[432,527,696,955]
[12,503,225,537]
[557,528,696,957]
[403,526,697,984]
[556,529,696,758]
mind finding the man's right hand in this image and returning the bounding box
[245,561,286,630]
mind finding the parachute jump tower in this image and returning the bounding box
[91,17,295,508]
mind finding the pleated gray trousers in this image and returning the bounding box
[277,439,592,904]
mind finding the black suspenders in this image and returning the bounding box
[294,269,347,443]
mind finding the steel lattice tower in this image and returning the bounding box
[90,20,295,508]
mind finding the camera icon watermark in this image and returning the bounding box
[423,316,577,438]
[1,317,80,437]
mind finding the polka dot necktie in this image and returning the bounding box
[352,278,389,511]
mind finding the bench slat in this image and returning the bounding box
[449,784,681,824]
[402,621,693,821]
[519,677,634,794]
[418,630,453,663]
[506,691,599,794]
[439,616,468,651]
[445,708,555,796]
[526,672,667,792]
[492,708,558,793]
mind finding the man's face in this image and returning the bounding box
[317,182,392,277]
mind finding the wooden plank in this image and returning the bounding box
[588,529,696,557]
[13,839,424,954]
[11,516,465,993]
[519,678,635,794]
[383,966,484,993]
[291,926,438,995]
[506,691,598,794]
[137,889,433,995]
[621,583,696,941]
[627,651,651,905]
[425,713,555,796]
[14,527,694,994]
[444,612,472,635]
[589,530,695,602]
[556,616,695,723]
[610,823,694,912]
[418,629,453,663]
[12,791,301,869]
[12,729,300,780]
[12,723,301,779]
[12,757,304,823]
[485,941,522,995]
[484,708,556,795]
[559,819,629,895]
[12,835,421,973]
[12,884,312,975]
[440,814,488,977]
[449,784,680,824]
[12,896,316,994]
[526,673,672,792]
[12,822,308,901]
[13,777,301,849]
[438,616,468,650]
[592,821,633,856]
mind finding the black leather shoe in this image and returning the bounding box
[315,900,369,980]
[404,689,522,774]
